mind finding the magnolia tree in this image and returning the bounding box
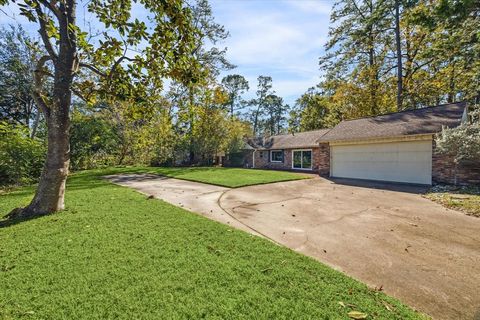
[1,0,203,219]
[436,106,480,175]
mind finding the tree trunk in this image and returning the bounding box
[30,107,41,139]
[22,105,71,217]
[394,0,403,111]
[448,58,456,103]
[253,106,261,135]
[368,48,378,115]
[9,0,77,219]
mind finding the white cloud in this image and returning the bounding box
[286,0,333,15]
[211,0,333,104]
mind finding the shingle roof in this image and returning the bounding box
[247,129,331,150]
[318,102,467,143]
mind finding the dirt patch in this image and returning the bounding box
[425,185,480,217]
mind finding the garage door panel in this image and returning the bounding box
[331,140,432,185]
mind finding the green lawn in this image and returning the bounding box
[0,169,425,319]
[425,185,480,217]
[101,166,311,188]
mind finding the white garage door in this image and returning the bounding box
[331,140,432,185]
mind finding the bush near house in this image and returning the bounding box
[435,107,480,181]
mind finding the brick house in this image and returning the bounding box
[243,129,330,174]
[244,102,479,185]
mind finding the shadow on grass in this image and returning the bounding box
[0,207,56,229]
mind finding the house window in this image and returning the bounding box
[292,150,312,170]
[270,150,283,162]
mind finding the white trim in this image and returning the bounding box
[326,133,434,146]
[252,150,256,168]
[291,149,313,170]
[270,150,283,163]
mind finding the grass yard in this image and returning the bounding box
[425,185,480,217]
[0,169,425,319]
[96,166,311,188]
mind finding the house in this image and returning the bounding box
[243,102,479,185]
[244,129,331,174]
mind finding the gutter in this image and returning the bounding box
[321,133,435,146]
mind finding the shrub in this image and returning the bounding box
[0,122,45,186]
[436,106,480,163]
[70,111,120,170]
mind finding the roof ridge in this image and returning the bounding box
[248,129,331,140]
[339,101,466,123]
[266,128,331,138]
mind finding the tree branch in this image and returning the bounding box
[71,86,90,103]
[33,1,58,60]
[108,55,137,81]
[39,0,62,19]
[79,62,107,77]
[32,55,52,118]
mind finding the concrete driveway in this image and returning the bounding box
[107,174,480,320]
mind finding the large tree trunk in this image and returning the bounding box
[9,0,77,220]
[23,103,71,217]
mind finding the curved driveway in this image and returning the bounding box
[220,178,480,320]
[107,174,480,320]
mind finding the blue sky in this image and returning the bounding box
[211,0,334,105]
[0,0,334,105]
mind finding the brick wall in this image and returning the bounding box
[254,149,293,170]
[432,141,480,185]
[253,147,330,175]
[317,143,330,176]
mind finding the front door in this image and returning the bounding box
[292,150,312,170]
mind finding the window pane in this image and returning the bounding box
[302,151,312,168]
[293,151,302,168]
[271,151,283,162]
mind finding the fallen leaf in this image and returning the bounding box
[338,301,346,308]
[382,301,394,311]
[348,311,368,319]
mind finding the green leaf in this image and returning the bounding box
[348,311,368,319]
